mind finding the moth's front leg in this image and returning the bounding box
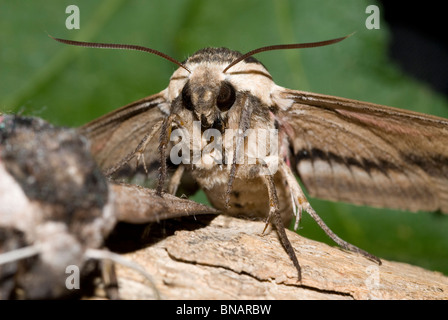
[168,165,185,195]
[262,169,302,281]
[104,124,161,177]
[157,114,177,195]
[100,259,119,300]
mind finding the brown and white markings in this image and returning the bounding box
[53,35,448,281]
[0,115,217,299]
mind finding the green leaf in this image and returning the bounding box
[2,0,447,275]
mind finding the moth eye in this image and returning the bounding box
[182,82,194,111]
[217,81,236,112]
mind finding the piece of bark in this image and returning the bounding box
[113,215,448,300]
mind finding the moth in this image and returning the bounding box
[0,115,217,299]
[52,35,448,281]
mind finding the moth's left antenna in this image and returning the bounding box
[49,35,191,73]
[0,245,40,265]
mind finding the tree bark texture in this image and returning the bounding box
[109,215,448,300]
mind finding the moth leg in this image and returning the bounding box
[157,114,176,195]
[101,259,119,300]
[135,148,149,175]
[85,248,160,299]
[168,165,185,195]
[226,95,253,208]
[290,190,302,231]
[225,128,243,208]
[263,170,302,281]
[134,132,156,175]
[280,161,382,265]
[104,124,161,177]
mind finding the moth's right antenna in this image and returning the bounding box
[223,33,354,73]
[50,35,191,73]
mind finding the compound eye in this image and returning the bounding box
[182,81,194,111]
[216,81,236,111]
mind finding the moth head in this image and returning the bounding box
[168,46,282,130]
[180,78,235,129]
[167,34,352,128]
[175,48,253,129]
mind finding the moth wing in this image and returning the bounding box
[79,92,168,185]
[279,89,448,213]
[111,183,218,223]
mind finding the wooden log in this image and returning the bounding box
[111,215,448,300]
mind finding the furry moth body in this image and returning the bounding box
[54,36,448,281]
[0,115,217,299]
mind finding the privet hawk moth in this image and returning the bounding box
[52,35,448,281]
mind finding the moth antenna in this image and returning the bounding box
[84,248,161,300]
[223,33,354,73]
[0,245,40,266]
[49,35,191,73]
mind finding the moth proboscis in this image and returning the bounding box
[52,34,448,282]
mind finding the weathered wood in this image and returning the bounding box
[112,215,448,300]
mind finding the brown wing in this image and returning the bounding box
[79,93,167,174]
[278,89,448,213]
[111,183,218,223]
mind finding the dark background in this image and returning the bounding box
[379,1,448,96]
